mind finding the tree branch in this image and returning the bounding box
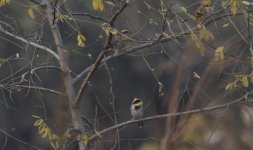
[12,85,66,96]
[0,128,40,150]
[74,1,129,106]
[89,90,253,141]
[0,25,59,60]
[45,2,86,149]
[73,8,253,84]
[73,33,187,83]
[71,13,109,23]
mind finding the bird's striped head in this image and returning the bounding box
[132,97,143,106]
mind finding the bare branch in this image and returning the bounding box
[74,1,129,106]
[0,25,59,60]
[73,8,253,84]
[71,13,109,23]
[12,85,66,96]
[73,33,187,83]
[89,90,253,141]
[0,128,40,150]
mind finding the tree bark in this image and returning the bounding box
[45,2,85,150]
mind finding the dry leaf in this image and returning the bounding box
[28,7,35,19]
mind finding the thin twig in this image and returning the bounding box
[73,8,253,84]
[7,65,61,85]
[74,1,129,106]
[73,33,187,83]
[89,90,253,140]
[0,128,40,150]
[0,25,59,60]
[12,85,66,96]
[71,13,109,23]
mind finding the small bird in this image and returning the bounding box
[130,97,144,128]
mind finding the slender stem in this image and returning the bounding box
[74,1,129,105]
[89,90,253,140]
[0,128,40,150]
[0,25,59,60]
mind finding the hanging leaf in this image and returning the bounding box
[34,119,43,126]
[225,83,232,90]
[198,24,214,41]
[80,134,89,145]
[0,0,10,7]
[242,0,253,5]
[241,76,249,87]
[231,2,238,15]
[92,0,104,11]
[77,33,86,47]
[50,141,59,150]
[41,128,50,138]
[190,31,205,55]
[32,115,41,119]
[202,0,212,6]
[180,6,187,13]
[28,7,35,19]
[102,23,118,36]
[214,46,224,61]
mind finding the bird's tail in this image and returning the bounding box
[138,121,144,128]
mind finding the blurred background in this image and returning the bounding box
[0,0,253,149]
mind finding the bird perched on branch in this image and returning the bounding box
[130,97,144,128]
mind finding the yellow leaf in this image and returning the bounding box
[180,6,187,13]
[41,127,50,138]
[32,115,41,119]
[50,134,59,141]
[92,0,104,11]
[109,28,117,35]
[225,83,232,90]
[198,24,214,41]
[50,141,59,150]
[241,76,249,87]
[250,75,253,83]
[0,0,10,7]
[102,24,118,36]
[203,0,212,6]
[214,46,224,61]
[28,7,35,19]
[34,119,43,127]
[38,123,46,134]
[231,2,238,15]
[80,134,89,145]
[190,31,205,56]
[77,33,86,47]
